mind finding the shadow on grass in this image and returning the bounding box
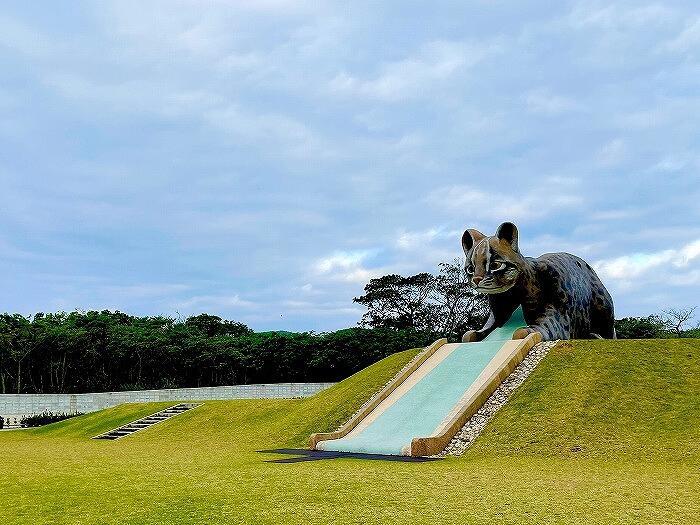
[259,448,442,463]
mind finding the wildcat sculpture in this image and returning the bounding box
[462,222,615,342]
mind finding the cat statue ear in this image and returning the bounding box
[462,228,486,253]
[496,222,519,252]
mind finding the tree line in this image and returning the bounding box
[0,257,696,394]
[614,307,699,339]
[0,311,437,394]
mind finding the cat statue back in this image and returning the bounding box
[462,222,615,342]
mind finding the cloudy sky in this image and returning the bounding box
[1,1,699,331]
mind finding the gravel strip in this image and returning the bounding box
[439,340,558,457]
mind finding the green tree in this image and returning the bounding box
[353,260,487,340]
[0,314,34,393]
[614,315,667,339]
[185,314,252,338]
[662,307,697,338]
[354,273,437,331]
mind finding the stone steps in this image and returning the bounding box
[92,403,201,440]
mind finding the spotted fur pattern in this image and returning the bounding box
[462,222,615,341]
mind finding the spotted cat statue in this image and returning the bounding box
[462,222,615,341]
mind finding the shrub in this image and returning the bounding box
[20,411,83,427]
[615,316,667,339]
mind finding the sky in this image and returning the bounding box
[1,1,699,331]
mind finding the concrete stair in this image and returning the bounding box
[93,403,201,440]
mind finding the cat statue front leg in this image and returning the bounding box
[462,329,484,342]
[462,312,499,342]
[513,310,570,341]
[462,302,517,342]
[511,326,536,340]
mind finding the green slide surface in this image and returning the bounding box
[320,307,526,455]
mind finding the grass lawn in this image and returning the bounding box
[1,340,699,524]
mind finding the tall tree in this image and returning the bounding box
[0,314,34,393]
[353,273,437,332]
[432,259,488,340]
[353,260,488,340]
[662,307,697,337]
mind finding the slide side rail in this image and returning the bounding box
[309,338,447,449]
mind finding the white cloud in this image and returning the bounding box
[558,3,679,69]
[396,228,441,249]
[594,250,676,280]
[396,227,459,250]
[173,294,256,311]
[46,74,195,114]
[315,250,372,273]
[566,3,676,32]
[594,238,700,282]
[103,0,315,57]
[590,209,641,221]
[101,283,191,299]
[668,269,700,286]
[650,155,690,172]
[0,15,48,56]
[427,182,582,223]
[281,299,363,317]
[681,239,700,263]
[204,104,329,158]
[614,107,676,130]
[596,138,628,167]
[314,250,383,283]
[524,89,580,115]
[0,235,47,261]
[663,17,700,53]
[329,40,499,101]
[45,72,328,158]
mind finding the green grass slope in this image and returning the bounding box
[1,341,699,524]
[472,339,700,461]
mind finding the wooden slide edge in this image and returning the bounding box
[309,338,448,449]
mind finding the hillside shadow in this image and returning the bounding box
[259,448,442,463]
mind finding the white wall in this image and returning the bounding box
[0,382,335,424]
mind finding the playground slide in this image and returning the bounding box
[310,308,541,457]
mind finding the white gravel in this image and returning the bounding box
[439,340,558,457]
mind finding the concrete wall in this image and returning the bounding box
[0,382,335,424]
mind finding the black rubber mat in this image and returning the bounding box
[258,448,442,463]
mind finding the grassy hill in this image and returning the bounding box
[1,340,698,524]
[473,339,700,461]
